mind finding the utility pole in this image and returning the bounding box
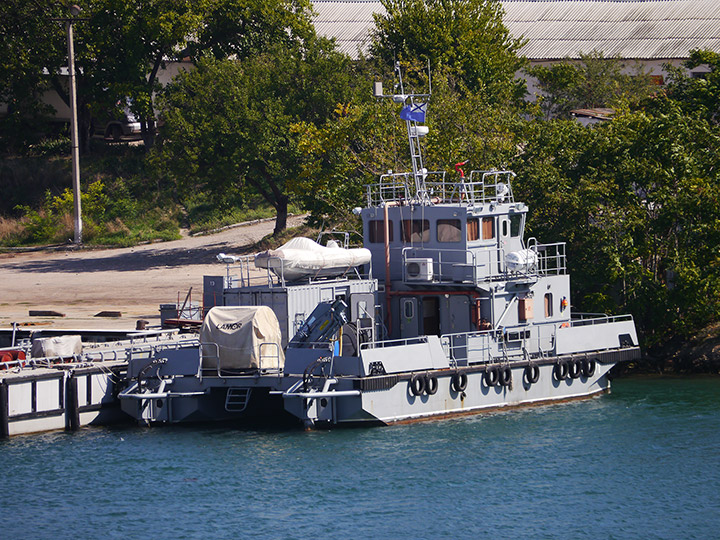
[53,5,86,244]
[67,5,82,244]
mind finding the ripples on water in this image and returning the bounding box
[2,377,719,539]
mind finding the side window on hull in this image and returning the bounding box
[369,220,393,243]
[544,293,553,318]
[437,219,461,243]
[401,219,429,243]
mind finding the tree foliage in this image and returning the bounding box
[527,52,655,119]
[665,48,720,125]
[292,66,524,228]
[0,0,317,153]
[513,96,720,344]
[153,36,352,235]
[371,0,526,102]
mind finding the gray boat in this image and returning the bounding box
[119,65,640,428]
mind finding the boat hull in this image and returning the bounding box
[350,363,612,425]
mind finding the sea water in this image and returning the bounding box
[2,376,719,540]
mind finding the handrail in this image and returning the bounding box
[200,341,283,377]
[400,243,566,285]
[219,254,374,290]
[359,335,429,350]
[366,169,517,207]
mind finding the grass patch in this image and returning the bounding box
[2,137,311,249]
[186,197,303,235]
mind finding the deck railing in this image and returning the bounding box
[219,254,372,289]
[360,312,635,368]
[401,242,567,285]
[366,169,517,207]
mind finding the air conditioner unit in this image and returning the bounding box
[405,258,434,281]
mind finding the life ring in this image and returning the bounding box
[410,373,426,396]
[582,358,596,377]
[553,361,569,381]
[484,366,499,386]
[569,359,582,379]
[524,364,540,384]
[499,366,512,387]
[425,374,439,395]
[451,372,468,392]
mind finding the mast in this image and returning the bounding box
[375,62,432,204]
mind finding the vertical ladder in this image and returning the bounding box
[225,388,251,412]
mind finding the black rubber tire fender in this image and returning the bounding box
[484,366,499,386]
[425,374,438,395]
[554,361,569,381]
[499,366,512,387]
[582,358,596,377]
[410,373,426,396]
[340,323,358,357]
[525,364,540,384]
[451,372,468,392]
[569,359,582,379]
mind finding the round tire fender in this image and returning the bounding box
[524,364,540,384]
[451,372,468,392]
[484,366,499,386]
[553,361,569,381]
[582,358,596,377]
[425,374,438,395]
[499,366,512,387]
[569,359,582,379]
[410,373,426,396]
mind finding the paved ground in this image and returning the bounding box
[0,215,306,330]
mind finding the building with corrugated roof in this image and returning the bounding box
[313,0,720,95]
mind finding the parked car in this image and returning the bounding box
[93,100,142,140]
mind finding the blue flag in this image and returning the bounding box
[400,103,427,123]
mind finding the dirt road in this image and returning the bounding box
[0,215,306,330]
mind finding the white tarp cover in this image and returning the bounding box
[254,237,372,281]
[505,249,538,272]
[200,306,284,370]
[30,335,82,359]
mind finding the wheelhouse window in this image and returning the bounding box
[510,214,522,237]
[482,217,494,239]
[401,219,429,243]
[368,219,393,243]
[467,217,494,241]
[437,219,461,243]
[467,218,479,241]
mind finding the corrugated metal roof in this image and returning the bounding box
[504,1,720,59]
[313,1,380,57]
[312,0,720,60]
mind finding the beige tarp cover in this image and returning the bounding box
[31,335,82,359]
[200,306,284,370]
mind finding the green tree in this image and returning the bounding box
[153,38,352,236]
[0,0,316,153]
[371,0,526,102]
[513,97,720,345]
[527,52,655,119]
[665,48,720,124]
[0,0,203,152]
[0,1,67,151]
[292,65,525,228]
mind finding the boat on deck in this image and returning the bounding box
[117,65,641,428]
